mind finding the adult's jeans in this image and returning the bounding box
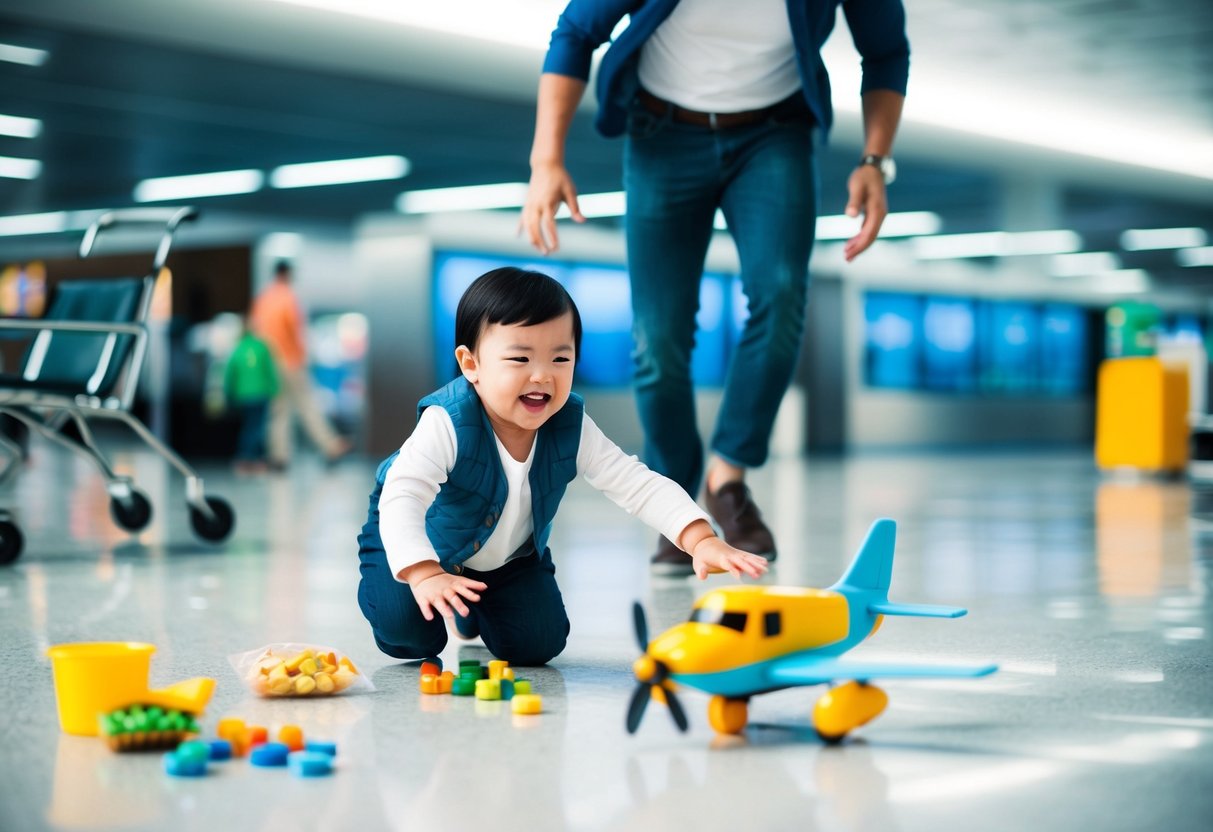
[624,102,818,496]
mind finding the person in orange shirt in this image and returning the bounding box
[250,261,352,469]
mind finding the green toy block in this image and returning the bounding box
[451,677,477,696]
[514,680,531,695]
[499,679,515,700]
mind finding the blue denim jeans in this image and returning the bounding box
[624,100,817,495]
[234,401,269,461]
[357,534,570,667]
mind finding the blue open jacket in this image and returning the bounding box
[541,0,909,140]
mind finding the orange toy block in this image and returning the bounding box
[278,724,305,752]
[419,661,441,677]
[438,671,454,694]
[420,673,441,694]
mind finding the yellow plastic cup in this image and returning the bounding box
[46,642,215,736]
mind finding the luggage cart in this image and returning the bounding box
[0,207,235,564]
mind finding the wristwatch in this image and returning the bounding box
[859,154,896,185]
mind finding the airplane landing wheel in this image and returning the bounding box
[812,681,888,744]
[708,695,748,735]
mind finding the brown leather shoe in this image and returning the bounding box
[705,482,777,560]
[650,535,695,577]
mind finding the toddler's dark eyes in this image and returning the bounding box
[554,357,571,363]
[507,356,528,363]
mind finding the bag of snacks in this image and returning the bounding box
[230,643,373,697]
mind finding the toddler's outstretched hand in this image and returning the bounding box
[690,537,769,581]
[406,565,488,621]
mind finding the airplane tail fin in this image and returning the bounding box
[831,519,969,619]
[833,518,897,595]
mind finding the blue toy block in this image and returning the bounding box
[250,741,290,767]
[288,750,334,777]
[163,752,206,777]
[305,741,337,757]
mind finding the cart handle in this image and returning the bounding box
[79,207,200,271]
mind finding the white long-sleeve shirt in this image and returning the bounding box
[378,406,711,580]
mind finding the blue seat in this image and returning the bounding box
[0,208,235,564]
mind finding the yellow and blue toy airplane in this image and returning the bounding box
[627,519,998,742]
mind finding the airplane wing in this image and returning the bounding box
[769,656,998,686]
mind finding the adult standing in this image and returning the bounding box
[250,260,352,469]
[521,0,908,574]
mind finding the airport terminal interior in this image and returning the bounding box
[1,2,1212,831]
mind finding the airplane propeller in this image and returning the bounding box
[626,601,689,735]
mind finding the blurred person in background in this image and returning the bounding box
[251,260,352,470]
[223,316,278,474]
[522,0,908,575]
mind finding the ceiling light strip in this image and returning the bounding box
[269,155,411,188]
[0,155,42,180]
[0,114,42,139]
[133,169,265,202]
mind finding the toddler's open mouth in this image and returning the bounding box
[520,392,551,412]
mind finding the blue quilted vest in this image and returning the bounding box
[357,376,584,572]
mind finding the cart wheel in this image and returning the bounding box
[110,489,153,532]
[189,496,235,543]
[0,520,23,565]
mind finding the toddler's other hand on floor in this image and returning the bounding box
[690,537,769,581]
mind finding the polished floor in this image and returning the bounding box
[2,440,1211,832]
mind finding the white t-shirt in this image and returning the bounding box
[638,0,800,112]
[378,405,711,580]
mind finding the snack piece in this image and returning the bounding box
[99,705,200,752]
[233,644,370,698]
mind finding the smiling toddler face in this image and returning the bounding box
[458,311,576,438]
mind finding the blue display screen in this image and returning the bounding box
[864,292,921,389]
[864,292,1092,397]
[980,301,1038,393]
[922,297,978,392]
[433,252,737,388]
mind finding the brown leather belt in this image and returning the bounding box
[637,89,787,130]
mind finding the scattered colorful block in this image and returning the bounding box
[288,750,334,777]
[475,679,501,701]
[305,741,337,757]
[278,725,305,752]
[250,742,290,767]
[511,694,542,715]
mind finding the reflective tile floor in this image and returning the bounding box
[2,443,1212,831]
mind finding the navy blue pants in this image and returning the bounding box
[357,538,570,667]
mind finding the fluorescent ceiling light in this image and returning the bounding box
[397,182,529,214]
[1089,269,1150,294]
[269,155,410,189]
[821,41,1213,181]
[0,42,49,66]
[1120,227,1209,251]
[0,155,42,180]
[913,230,1082,260]
[556,191,627,219]
[133,169,264,202]
[0,212,68,236]
[1051,251,1120,277]
[262,0,563,50]
[714,210,942,238]
[0,114,42,139]
[1178,246,1213,268]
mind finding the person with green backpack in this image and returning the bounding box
[224,317,279,474]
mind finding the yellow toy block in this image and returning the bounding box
[438,671,454,693]
[511,694,542,715]
[474,679,501,700]
[420,673,440,694]
[488,660,509,681]
[1096,357,1189,472]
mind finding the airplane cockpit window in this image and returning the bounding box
[690,608,748,632]
[764,611,781,637]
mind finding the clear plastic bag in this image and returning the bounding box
[229,643,374,698]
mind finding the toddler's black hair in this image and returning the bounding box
[455,267,582,358]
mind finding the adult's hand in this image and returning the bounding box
[521,163,585,255]
[842,164,888,262]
